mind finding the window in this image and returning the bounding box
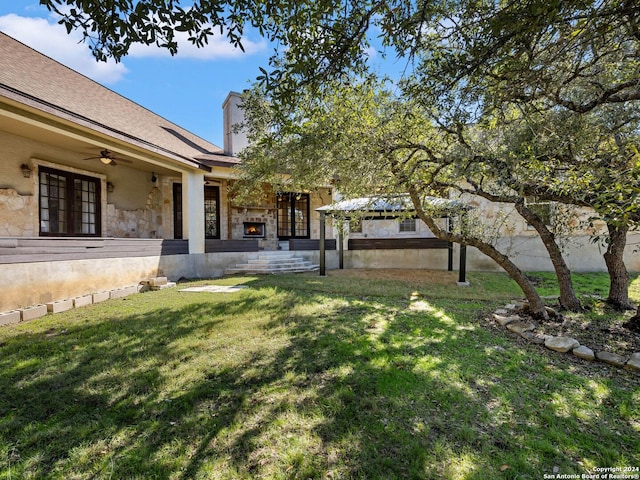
[277,192,310,239]
[525,197,553,228]
[204,186,220,239]
[39,166,100,236]
[172,183,220,239]
[399,217,416,232]
[173,183,183,239]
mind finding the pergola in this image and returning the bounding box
[315,195,471,284]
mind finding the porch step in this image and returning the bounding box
[224,252,319,275]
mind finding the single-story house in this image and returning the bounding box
[1,31,638,315]
[0,32,336,312]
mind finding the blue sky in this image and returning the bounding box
[0,1,274,148]
[0,2,407,149]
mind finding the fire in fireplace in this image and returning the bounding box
[243,222,266,238]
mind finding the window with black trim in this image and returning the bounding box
[525,197,553,228]
[39,166,101,236]
[204,185,220,239]
[277,192,310,239]
[399,217,416,232]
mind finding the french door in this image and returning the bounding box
[277,192,310,239]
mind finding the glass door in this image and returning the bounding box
[277,192,310,239]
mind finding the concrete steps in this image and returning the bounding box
[225,252,319,275]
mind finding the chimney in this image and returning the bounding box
[222,91,249,156]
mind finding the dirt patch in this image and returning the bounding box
[328,268,460,284]
[531,309,640,357]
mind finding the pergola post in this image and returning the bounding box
[338,224,344,270]
[447,216,454,271]
[319,211,326,276]
[457,244,469,286]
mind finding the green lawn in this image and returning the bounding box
[0,272,638,479]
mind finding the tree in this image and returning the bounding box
[435,101,640,311]
[237,81,552,318]
[400,0,640,309]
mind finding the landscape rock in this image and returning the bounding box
[545,306,561,319]
[595,351,628,368]
[506,321,536,336]
[625,353,640,372]
[520,331,535,341]
[527,333,553,345]
[493,314,521,326]
[544,336,580,353]
[572,345,595,361]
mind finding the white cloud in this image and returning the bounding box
[364,46,378,60]
[0,13,128,84]
[128,29,266,60]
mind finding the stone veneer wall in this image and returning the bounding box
[0,189,36,236]
[105,186,163,238]
[228,189,333,250]
[230,207,278,250]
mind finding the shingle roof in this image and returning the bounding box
[0,32,238,169]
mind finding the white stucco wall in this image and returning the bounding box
[0,251,341,312]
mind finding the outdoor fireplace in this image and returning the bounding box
[243,222,266,238]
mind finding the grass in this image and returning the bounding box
[0,271,638,479]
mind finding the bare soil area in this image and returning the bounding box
[328,268,461,284]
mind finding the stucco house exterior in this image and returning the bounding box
[0,32,332,313]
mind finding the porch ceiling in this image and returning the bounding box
[0,98,207,176]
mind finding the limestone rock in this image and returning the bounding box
[506,321,536,336]
[573,345,595,361]
[521,331,535,341]
[544,336,580,353]
[625,353,640,372]
[595,351,628,368]
[527,333,553,345]
[545,306,561,319]
[493,314,520,327]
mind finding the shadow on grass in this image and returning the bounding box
[0,276,638,479]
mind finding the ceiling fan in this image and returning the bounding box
[83,149,132,166]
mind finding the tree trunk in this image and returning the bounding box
[409,191,549,320]
[604,223,633,310]
[514,201,582,311]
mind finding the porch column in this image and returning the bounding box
[182,170,205,254]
